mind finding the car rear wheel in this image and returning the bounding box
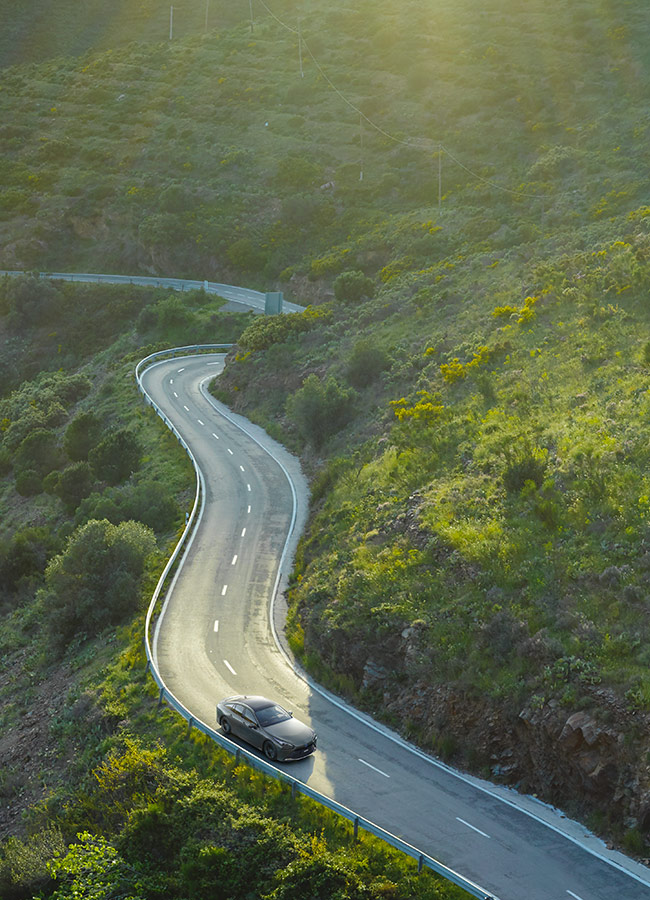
[220,717,232,735]
[263,741,277,761]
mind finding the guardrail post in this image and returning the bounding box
[236,748,241,764]
[187,717,194,734]
[353,817,359,841]
[144,659,150,674]
[418,855,424,874]
[157,687,165,708]
[291,781,297,800]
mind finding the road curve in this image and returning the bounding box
[141,353,650,900]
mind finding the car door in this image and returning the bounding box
[228,703,248,740]
[240,705,264,750]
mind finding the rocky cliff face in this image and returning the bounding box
[378,675,650,840]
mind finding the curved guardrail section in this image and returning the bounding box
[135,345,496,900]
[0,270,306,313]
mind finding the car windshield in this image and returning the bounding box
[256,704,291,726]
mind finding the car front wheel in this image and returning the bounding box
[263,741,277,761]
[220,717,232,735]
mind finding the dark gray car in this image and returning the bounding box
[216,694,317,761]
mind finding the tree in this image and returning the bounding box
[286,375,356,449]
[333,270,375,304]
[64,411,103,461]
[89,428,142,485]
[42,518,156,650]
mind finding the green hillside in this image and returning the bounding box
[1,0,650,866]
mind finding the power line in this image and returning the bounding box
[250,0,550,202]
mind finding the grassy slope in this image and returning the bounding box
[0,282,464,900]
[2,0,650,853]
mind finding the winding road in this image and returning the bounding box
[140,352,650,900]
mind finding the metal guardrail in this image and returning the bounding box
[135,346,496,900]
[0,270,306,313]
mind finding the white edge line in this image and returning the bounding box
[144,355,650,894]
[567,892,586,900]
[197,369,650,892]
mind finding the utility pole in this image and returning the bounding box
[169,5,174,41]
[249,0,254,33]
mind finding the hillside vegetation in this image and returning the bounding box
[0,279,466,900]
[1,0,650,861]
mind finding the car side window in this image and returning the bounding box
[230,703,245,717]
[242,708,258,727]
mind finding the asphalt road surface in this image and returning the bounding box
[141,353,650,900]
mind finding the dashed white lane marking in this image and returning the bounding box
[197,419,204,426]
[567,892,586,900]
[247,505,251,514]
[456,817,490,838]
[213,620,219,632]
[207,362,219,366]
[221,585,227,596]
[212,433,219,440]
[223,659,236,675]
[183,405,189,411]
[239,464,245,472]
[231,555,238,565]
[177,367,185,372]
[227,448,233,455]
[247,483,251,492]
[358,759,390,778]
[173,391,178,398]
[241,528,246,537]
[170,378,174,384]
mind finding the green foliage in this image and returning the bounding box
[346,340,390,388]
[265,848,370,900]
[502,443,548,493]
[53,462,94,513]
[334,270,375,304]
[15,427,62,478]
[48,832,140,900]
[64,412,104,462]
[0,826,64,900]
[88,428,142,485]
[42,518,156,650]
[75,480,180,534]
[286,375,357,449]
[238,307,331,352]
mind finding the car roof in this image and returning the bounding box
[227,695,278,711]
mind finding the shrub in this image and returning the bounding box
[346,340,389,388]
[64,411,104,462]
[286,375,356,449]
[15,427,61,477]
[333,270,375,304]
[89,429,142,485]
[15,469,42,497]
[42,518,156,650]
[55,462,94,512]
[502,444,548,493]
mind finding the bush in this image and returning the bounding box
[502,443,548,493]
[89,429,142,485]
[15,469,42,496]
[42,518,156,650]
[64,411,103,462]
[286,375,356,449]
[15,427,61,477]
[55,462,94,512]
[333,270,375,304]
[346,340,389,388]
